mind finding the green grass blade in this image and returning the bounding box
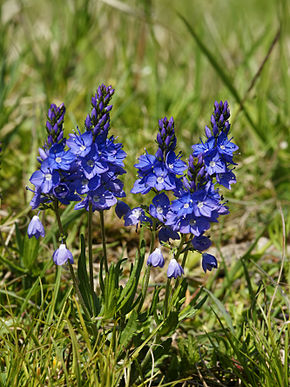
[177,11,264,146]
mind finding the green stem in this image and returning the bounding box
[164,278,171,318]
[175,234,186,262]
[149,219,157,254]
[88,202,94,291]
[181,234,192,268]
[68,261,91,320]
[53,200,91,320]
[173,234,187,291]
[138,221,156,313]
[99,210,108,273]
[53,200,65,238]
[138,265,151,313]
[181,248,189,268]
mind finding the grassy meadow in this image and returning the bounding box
[0,0,289,385]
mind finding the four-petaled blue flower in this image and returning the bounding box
[66,130,93,157]
[47,144,76,171]
[30,159,60,194]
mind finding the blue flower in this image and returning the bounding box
[47,144,76,171]
[123,207,152,226]
[148,164,178,191]
[147,248,165,268]
[115,200,131,219]
[53,244,74,265]
[216,133,239,162]
[158,226,180,243]
[52,182,81,205]
[27,215,45,239]
[29,159,60,194]
[131,178,152,194]
[216,170,236,189]
[74,188,117,211]
[170,192,194,217]
[149,193,170,222]
[204,151,226,175]
[132,116,186,195]
[192,137,215,158]
[66,130,93,157]
[165,151,187,175]
[104,136,127,168]
[29,187,51,209]
[191,188,220,218]
[80,144,108,179]
[177,215,210,236]
[134,152,156,173]
[202,253,217,272]
[167,258,184,279]
[192,235,211,251]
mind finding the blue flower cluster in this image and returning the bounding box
[131,117,187,194]
[117,101,238,276]
[28,84,126,215]
[27,85,127,264]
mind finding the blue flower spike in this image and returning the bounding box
[53,244,74,266]
[27,215,45,239]
[202,253,218,273]
[167,258,184,279]
[147,248,165,268]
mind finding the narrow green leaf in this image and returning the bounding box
[119,309,138,349]
[0,254,28,274]
[66,319,82,386]
[14,222,23,255]
[159,311,179,336]
[131,321,164,361]
[77,234,100,317]
[177,11,264,146]
[117,240,145,315]
[178,294,208,321]
[46,265,62,325]
[204,288,234,333]
[22,234,40,269]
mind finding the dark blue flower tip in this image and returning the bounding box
[45,103,66,148]
[147,248,165,268]
[202,253,218,273]
[53,244,74,265]
[27,215,45,239]
[115,200,131,219]
[192,235,211,251]
[167,258,184,279]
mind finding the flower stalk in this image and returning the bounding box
[100,210,109,273]
[88,202,94,291]
[53,200,91,320]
